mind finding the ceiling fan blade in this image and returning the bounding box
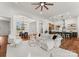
[41,6,43,11]
[35,5,40,9]
[44,5,48,10]
[45,3,54,5]
[32,3,40,5]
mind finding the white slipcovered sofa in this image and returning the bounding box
[50,48,78,57]
[37,34,63,51]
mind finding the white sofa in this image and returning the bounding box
[54,34,63,48]
[6,44,49,57]
[50,48,78,57]
[39,39,55,51]
[7,37,78,57]
[38,34,63,51]
[7,44,78,57]
[36,33,55,51]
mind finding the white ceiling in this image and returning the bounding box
[0,2,79,21]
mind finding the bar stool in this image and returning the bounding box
[66,34,70,38]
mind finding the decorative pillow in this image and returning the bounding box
[52,35,57,40]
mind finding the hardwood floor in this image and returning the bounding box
[0,36,79,57]
[0,36,8,57]
[60,37,79,56]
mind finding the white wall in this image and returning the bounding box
[42,20,49,33]
[0,20,10,35]
[77,17,79,38]
[65,18,77,32]
[36,19,55,34]
[29,22,37,34]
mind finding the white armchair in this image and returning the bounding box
[38,34,63,51]
[54,34,63,48]
[38,34,55,51]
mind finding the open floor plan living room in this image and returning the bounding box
[0,2,79,57]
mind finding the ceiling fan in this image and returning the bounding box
[32,2,54,11]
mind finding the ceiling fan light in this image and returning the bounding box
[41,3,44,6]
[32,2,53,11]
